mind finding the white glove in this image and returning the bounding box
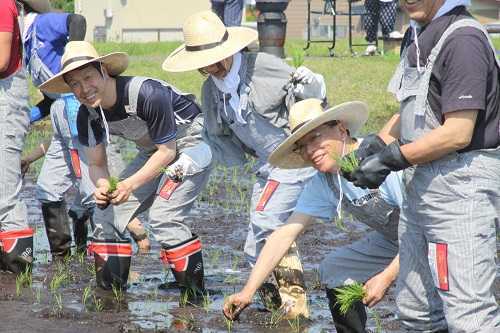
[164,141,212,181]
[292,66,326,100]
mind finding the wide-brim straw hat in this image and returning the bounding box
[269,99,369,169]
[20,0,52,13]
[162,10,258,72]
[39,41,128,94]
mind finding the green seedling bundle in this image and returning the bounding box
[334,281,366,315]
[108,176,119,193]
[333,151,360,175]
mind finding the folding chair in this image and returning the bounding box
[303,0,377,56]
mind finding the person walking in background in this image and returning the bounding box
[0,0,37,274]
[363,0,403,55]
[163,11,326,319]
[211,0,245,27]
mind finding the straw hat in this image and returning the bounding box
[162,10,258,72]
[20,0,51,13]
[39,41,129,94]
[268,99,369,169]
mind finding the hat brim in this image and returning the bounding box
[268,101,369,169]
[39,53,129,94]
[162,27,258,72]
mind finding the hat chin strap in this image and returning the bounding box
[335,138,346,221]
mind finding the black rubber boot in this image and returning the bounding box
[68,209,89,254]
[326,288,367,333]
[41,201,72,258]
[160,234,205,306]
[88,238,132,290]
[0,228,34,274]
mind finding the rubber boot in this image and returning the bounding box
[88,238,132,290]
[0,228,34,274]
[68,209,89,254]
[326,288,367,333]
[273,242,309,319]
[41,201,72,258]
[160,234,205,306]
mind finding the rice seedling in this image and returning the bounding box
[223,313,233,332]
[231,254,241,271]
[287,315,301,333]
[112,283,125,305]
[82,285,92,310]
[15,266,32,297]
[334,281,366,315]
[202,291,211,313]
[334,215,348,232]
[179,288,190,307]
[51,292,63,316]
[368,308,383,333]
[333,151,359,175]
[93,294,104,312]
[268,306,286,328]
[108,176,119,193]
[172,313,196,331]
[76,250,86,265]
[49,270,69,292]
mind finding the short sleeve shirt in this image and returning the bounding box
[295,170,403,221]
[24,13,70,75]
[401,6,500,152]
[77,77,200,147]
[0,0,21,78]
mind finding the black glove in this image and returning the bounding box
[355,134,387,161]
[340,134,387,181]
[349,140,410,189]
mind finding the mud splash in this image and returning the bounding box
[1,175,498,332]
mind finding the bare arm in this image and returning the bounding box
[223,212,313,319]
[0,31,13,74]
[400,110,477,164]
[378,113,400,144]
[111,141,177,204]
[21,140,51,175]
[363,254,399,307]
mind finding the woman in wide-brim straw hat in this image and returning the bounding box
[163,10,328,319]
[224,99,403,333]
[40,41,214,303]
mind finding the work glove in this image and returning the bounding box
[292,66,326,100]
[348,140,410,189]
[341,134,387,181]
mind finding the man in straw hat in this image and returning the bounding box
[342,0,500,331]
[223,99,403,332]
[40,41,213,301]
[0,0,38,274]
[163,10,327,318]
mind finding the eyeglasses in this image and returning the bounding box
[292,131,322,154]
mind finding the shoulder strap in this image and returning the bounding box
[125,76,196,115]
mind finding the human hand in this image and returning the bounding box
[94,184,111,208]
[362,271,393,307]
[109,180,133,205]
[222,291,253,320]
[356,134,387,161]
[292,66,315,84]
[21,158,31,176]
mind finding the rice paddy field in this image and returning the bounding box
[2,38,499,332]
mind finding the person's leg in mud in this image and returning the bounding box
[89,151,158,290]
[396,203,447,331]
[152,165,212,306]
[35,107,75,260]
[244,165,315,318]
[415,155,500,332]
[0,69,33,274]
[320,232,398,333]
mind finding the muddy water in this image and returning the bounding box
[1,174,499,333]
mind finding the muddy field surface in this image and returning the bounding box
[1,173,499,333]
